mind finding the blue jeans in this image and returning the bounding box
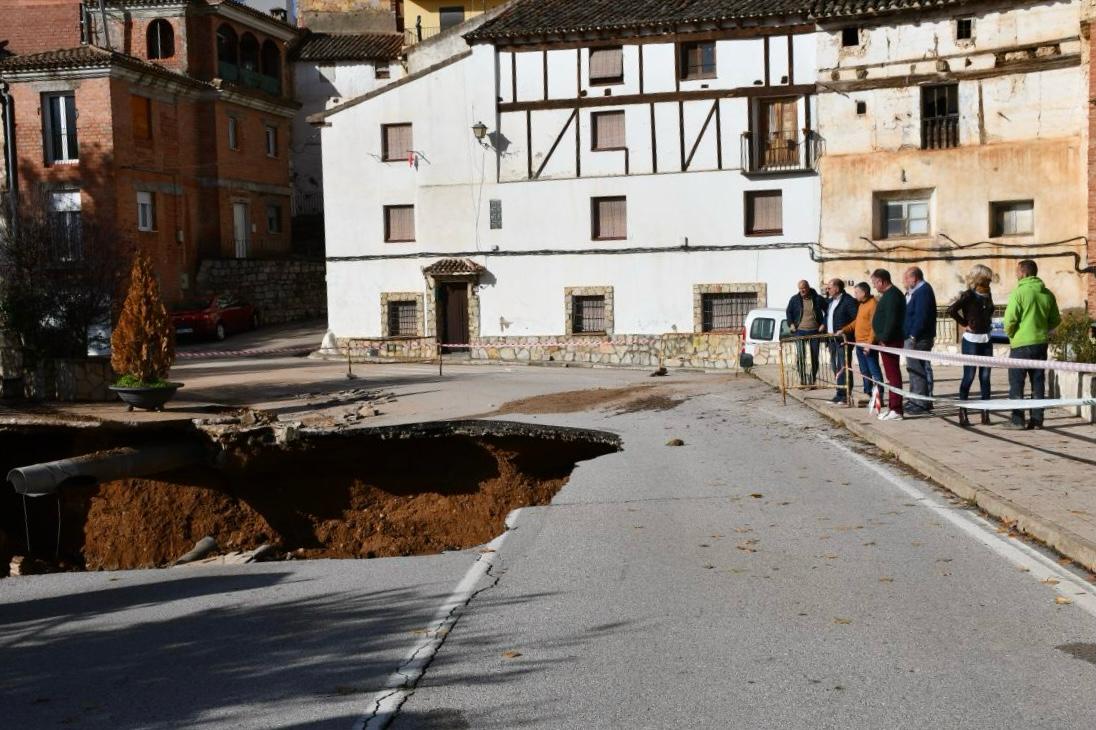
[959,339,992,401]
[1008,343,1048,426]
[828,339,852,400]
[855,345,883,396]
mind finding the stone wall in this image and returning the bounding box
[196,259,327,325]
[0,328,24,398]
[24,358,113,402]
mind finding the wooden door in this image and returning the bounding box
[438,283,469,350]
[759,99,799,168]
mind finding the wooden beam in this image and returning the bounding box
[526,109,532,179]
[715,99,723,169]
[684,100,718,171]
[493,24,816,53]
[650,102,658,173]
[500,84,817,113]
[534,108,578,179]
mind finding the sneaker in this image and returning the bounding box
[1001,421,1026,431]
[880,410,904,421]
[877,409,891,421]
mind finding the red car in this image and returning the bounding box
[171,294,258,341]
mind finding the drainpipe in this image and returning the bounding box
[0,81,17,238]
[6,442,210,497]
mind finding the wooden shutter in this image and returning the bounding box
[385,205,415,242]
[593,111,625,150]
[594,197,626,239]
[131,95,152,140]
[589,47,623,84]
[747,191,782,234]
[383,124,413,161]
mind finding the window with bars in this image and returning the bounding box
[921,83,959,150]
[132,95,153,141]
[137,191,156,232]
[745,190,783,235]
[572,295,606,334]
[589,46,624,85]
[701,292,757,332]
[387,300,418,337]
[382,123,413,161]
[990,200,1033,237]
[384,205,415,242]
[591,196,626,240]
[43,93,79,164]
[679,41,716,80]
[592,111,626,151]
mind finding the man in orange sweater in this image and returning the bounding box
[842,282,882,406]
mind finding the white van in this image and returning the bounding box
[740,308,791,368]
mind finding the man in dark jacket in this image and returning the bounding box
[871,268,906,420]
[786,280,826,385]
[824,278,859,403]
[903,266,937,414]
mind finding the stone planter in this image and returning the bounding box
[109,383,183,412]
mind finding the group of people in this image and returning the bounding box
[785,259,1061,428]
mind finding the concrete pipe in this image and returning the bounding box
[6,442,209,497]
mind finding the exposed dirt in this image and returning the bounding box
[3,425,617,572]
[489,383,686,416]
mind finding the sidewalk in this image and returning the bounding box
[753,362,1096,573]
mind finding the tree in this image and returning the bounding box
[110,250,175,384]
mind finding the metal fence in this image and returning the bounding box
[777,333,852,405]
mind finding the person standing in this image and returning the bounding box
[871,269,906,421]
[946,264,995,427]
[1003,259,1061,430]
[903,267,937,415]
[824,279,859,403]
[786,280,826,386]
[843,282,883,407]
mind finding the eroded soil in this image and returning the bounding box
[489,383,687,416]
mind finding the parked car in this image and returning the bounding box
[990,316,1009,344]
[172,294,258,341]
[740,308,791,368]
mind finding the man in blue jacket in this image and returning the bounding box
[786,280,826,385]
[903,266,937,414]
[824,278,859,403]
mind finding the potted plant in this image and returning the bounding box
[1049,309,1096,423]
[108,251,180,411]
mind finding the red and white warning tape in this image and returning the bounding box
[859,342,1096,374]
[176,345,314,360]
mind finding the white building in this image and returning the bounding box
[314,0,822,368]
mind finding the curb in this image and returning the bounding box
[753,371,1096,574]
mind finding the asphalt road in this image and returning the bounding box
[3,376,1096,728]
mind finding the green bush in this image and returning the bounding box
[114,374,175,389]
[1050,310,1096,364]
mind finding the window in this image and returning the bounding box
[384,205,415,242]
[745,190,783,235]
[42,93,78,163]
[147,19,175,59]
[387,300,418,337]
[382,123,413,162]
[591,196,626,240]
[591,111,625,151]
[680,41,716,80]
[750,317,775,341]
[956,18,973,41]
[265,125,278,157]
[137,191,156,232]
[856,100,867,115]
[48,190,82,261]
[841,27,860,47]
[880,197,931,238]
[702,293,757,332]
[755,98,800,170]
[589,47,623,85]
[489,199,502,230]
[228,116,239,150]
[991,200,1033,237]
[921,83,959,150]
[375,62,391,80]
[131,95,152,141]
[267,203,282,233]
[439,6,466,31]
[572,296,606,334]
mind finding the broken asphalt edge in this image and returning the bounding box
[750,369,1096,576]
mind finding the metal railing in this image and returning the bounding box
[404,25,442,45]
[217,62,282,96]
[922,116,959,150]
[741,131,823,173]
[777,333,853,406]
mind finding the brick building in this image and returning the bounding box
[0,0,299,303]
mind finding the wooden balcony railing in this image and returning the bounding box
[921,116,959,150]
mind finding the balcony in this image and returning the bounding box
[921,116,959,150]
[404,25,441,46]
[740,131,823,174]
[218,62,282,97]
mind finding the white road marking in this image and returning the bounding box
[355,509,523,730]
[822,433,1096,618]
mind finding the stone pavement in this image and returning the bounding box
[752,362,1096,573]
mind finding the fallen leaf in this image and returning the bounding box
[666,438,685,447]
[501,650,523,659]
[1041,577,1060,586]
[749,493,764,499]
[879,577,894,583]
[834,617,853,625]
[479,548,496,554]
[1058,557,1073,566]
[1055,596,1073,606]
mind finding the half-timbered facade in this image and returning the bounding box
[316,0,821,368]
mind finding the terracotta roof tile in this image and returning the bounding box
[293,32,404,62]
[0,45,209,89]
[422,258,487,276]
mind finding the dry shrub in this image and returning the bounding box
[110,251,175,384]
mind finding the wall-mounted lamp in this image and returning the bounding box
[471,121,488,141]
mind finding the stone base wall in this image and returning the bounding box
[196,259,326,325]
[334,337,439,362]
[24,358,114,402]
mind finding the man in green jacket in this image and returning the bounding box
[1003,259,1061,429]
